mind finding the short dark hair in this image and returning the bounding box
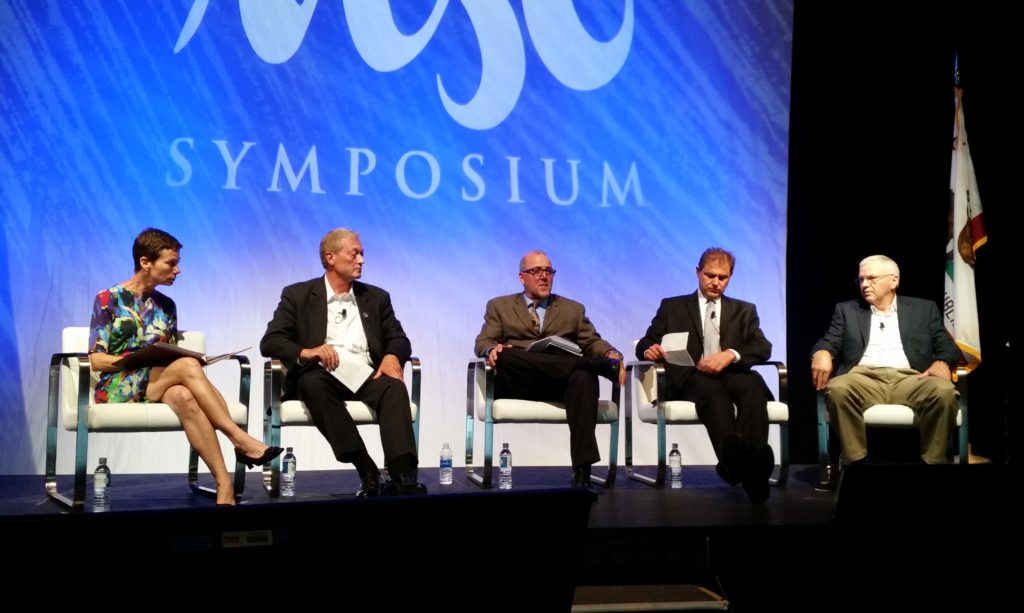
[133,228,182,271]
[697,247,735,273]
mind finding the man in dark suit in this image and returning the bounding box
[636,247,775,503]
[260,228,425,496]
[475,250,626,489]
[811,254,960,464]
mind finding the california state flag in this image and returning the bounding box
[944,84,987,372]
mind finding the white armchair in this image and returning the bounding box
[45,327,250,511]
[815,367,969,488]
[464,359,619,489]
[624,353,790,488]
[261,357,421,496]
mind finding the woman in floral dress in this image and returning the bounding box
[88,228,282,505]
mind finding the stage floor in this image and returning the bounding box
[1,464,836,611]
[3,463,1015,610]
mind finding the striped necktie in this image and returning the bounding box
[528,301,541,333]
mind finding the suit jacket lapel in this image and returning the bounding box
[540,295,561,336]
[896,295,911,342]
[308,279,328,346]
[685,293,703,354]
[354,282,382,360]
[513,293,537,336]
[857,303,872,347]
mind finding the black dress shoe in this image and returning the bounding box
[356,478,382,497]
[715,462,742,487]
[383,472,428,496]
[742,443,774,504]
[590,356,621,381]
[235,446,284,469]
[571,467,593,489]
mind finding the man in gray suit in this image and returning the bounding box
[811,254,960,464]
[475,250,626,488]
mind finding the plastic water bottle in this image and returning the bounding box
[439,442,453,485]
[498,442,512,490]
[281,447,296,497]
[93,457,111,512]
[669,443,682,489]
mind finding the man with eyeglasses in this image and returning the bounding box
[811,254,960,465]
[636,247,776,503]
[474,250,626,489]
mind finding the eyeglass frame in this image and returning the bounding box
[521,267,557,277]
[855,273,896,286]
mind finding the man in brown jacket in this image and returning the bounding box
[474,250,625,488]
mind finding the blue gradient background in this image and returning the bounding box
[0,1,792,474]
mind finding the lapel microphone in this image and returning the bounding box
[879,322,885,330]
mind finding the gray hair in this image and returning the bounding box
[859,254,900,276]
[319,228,360,268]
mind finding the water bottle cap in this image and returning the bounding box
[286,447,293,452]
[99,457,107,464]
[443,442,450,448]
[502,442,509,448]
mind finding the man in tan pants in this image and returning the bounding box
[811,255,960,464]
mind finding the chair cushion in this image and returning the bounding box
[863,404,962,427]
[638,400,788,425]
[279,399,418,425]
[484,399,618,424]
[65,401,247,431]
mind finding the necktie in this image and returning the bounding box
[528,301,541,333]
[703,300,719,357]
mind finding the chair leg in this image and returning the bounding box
[770,422,790,487]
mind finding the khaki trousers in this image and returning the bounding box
[825,366,958,464]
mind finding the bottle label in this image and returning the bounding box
[440,458,452,469]
[499,455,510,470]
[95,473,108,489]
[283,461,295,476]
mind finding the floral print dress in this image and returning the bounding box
[89,286,177,402]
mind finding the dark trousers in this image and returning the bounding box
[493,348,601,468]
[679,370,772,459]
[296,368,417,469]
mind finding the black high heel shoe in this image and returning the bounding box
[235,446,284,469]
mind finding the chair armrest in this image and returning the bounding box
[753,360,788,405]
[407,356,421,410]
[211,354,251,414]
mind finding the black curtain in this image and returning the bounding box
[788,1,1018,463]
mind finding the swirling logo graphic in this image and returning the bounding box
[174,0,634,130]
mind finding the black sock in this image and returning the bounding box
[387,452,417,478]
[351,452,379,480]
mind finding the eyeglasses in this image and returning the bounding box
[856,273,895,286]
[521,267,556,277]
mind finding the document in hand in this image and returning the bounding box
[528,335,583,357]
[112,342,250,370]
[661,333,694,366]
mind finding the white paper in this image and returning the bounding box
[661,332,694,366]
[327,345,374,391]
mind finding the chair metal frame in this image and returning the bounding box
[816,366,970,489]
[624,360,790,488]
[464,358,620,489]
[261,357,421,496]
[45,328,250,511]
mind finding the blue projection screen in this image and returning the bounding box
[1,1,791,475]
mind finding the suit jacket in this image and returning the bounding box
[635,292,772,400]
[811,295,959,376]
[474,293,615,359]
[260,277,412,400]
